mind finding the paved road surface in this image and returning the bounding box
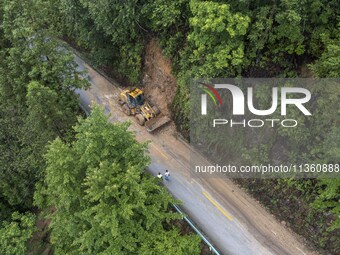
[74,54,315,255]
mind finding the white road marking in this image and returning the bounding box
[296,247,307,255]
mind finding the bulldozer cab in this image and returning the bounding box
[127,89,144,107]
[119,87,171,132]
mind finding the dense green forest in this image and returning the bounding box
[0,0,339,254]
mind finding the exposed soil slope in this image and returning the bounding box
[142,39,177,118]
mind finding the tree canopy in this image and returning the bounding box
[35,106,201,254]
[0,212,36,255]
[0,0,88,214]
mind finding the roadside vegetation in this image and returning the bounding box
[34,106,200,254]
[0,0,339,254]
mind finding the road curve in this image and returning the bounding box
[74,53,316,255]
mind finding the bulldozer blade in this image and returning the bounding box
[145,113,171,132]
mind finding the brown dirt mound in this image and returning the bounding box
[142,39,177,118]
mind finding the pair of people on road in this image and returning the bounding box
[157,170,170,181]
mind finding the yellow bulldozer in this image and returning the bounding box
[118,88,170,132]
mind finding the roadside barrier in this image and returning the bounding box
[172,204,222,255]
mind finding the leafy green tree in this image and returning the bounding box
[1,0,86,106]
[26,81,80,139]
[142,0,187,32]
[59,0,116,66]
[35,106,200,254]
[313,179,340,231]
[310,33,340,77]
[79,0,141,44]
[171,1,250,134]
[57,0,144,83]
[0,111,36,210]
[0,212,36,255]
[232,0,339,76]
[0,0,88,213]
[186,0,250,77]
[312,125,340,232]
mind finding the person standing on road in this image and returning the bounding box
[164,170,170,181]
[157,172,163,180]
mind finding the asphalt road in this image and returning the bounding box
[74,54,315,255]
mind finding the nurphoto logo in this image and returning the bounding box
[199,82,312,128]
